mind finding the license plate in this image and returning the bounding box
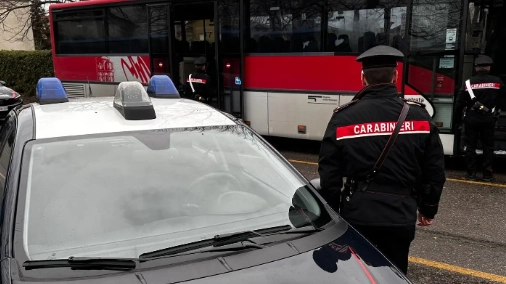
[0,106,8,111]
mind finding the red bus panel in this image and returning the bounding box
[53,55,152,85]
[53,54,455,100]
[242,55,455,96]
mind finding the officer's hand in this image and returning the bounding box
[417,213,434,226]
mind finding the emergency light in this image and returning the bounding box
[36,78,68,105]
[113,81,156,120]
[146,75,180,98]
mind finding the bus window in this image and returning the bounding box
[54,10,107,55]
[54,5,150,55]
[218,0,240,54]
[247,0,324,53]
[470,2,506,82]
[326,1,407,53]
[107,5,149,54]
[409,0,461,51]
[148,5,169,56]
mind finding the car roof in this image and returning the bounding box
[30,97,237,139]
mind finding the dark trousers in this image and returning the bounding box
[464,113,495,175]
[350,224,416,275]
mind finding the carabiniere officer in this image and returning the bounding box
[454,54,506,182]
[184,56,216,103]
[318,45,446,275]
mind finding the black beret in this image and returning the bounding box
[475,55,493,66]
[356,45,404,70]
[194,57,207,66]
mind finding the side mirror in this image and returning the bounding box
[310,178,321,191]
[0,81,5,86]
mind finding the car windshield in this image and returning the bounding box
[19,125,329,260]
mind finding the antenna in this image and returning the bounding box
[86,76,93,97]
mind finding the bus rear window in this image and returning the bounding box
[53,5,149,55]
[55,19,107,54]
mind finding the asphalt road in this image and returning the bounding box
[265,137,506,284]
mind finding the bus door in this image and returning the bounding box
[147,4,173,79]
[215,0,243,118]
[170,1,243,117]
[170,2,218,108]
[463,1,506,155]
[404,50,458,131]
[403,0,462,155]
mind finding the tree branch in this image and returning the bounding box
[0,0,76,47]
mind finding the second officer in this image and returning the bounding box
[454,54,506,182]
[185,56,217,105]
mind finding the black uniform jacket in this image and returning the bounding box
[185,71,216,100]
[318,83,446,227]
[455,72,506,123]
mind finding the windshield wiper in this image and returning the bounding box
[23,257,136,271]
[276,226,322,234]
[198,226,323,253]
[139,224,322,260]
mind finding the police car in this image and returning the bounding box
[0,76,413,284]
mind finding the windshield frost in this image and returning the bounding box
[22,126,323,260]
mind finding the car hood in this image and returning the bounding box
[13,220,412,284]
[181,223,412,284]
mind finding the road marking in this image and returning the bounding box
[446,178,506,188]
[288,159,318,166]
[409,256,506,283]
[287,159,506,188]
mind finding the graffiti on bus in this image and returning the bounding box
[120,56,150,85]
[96,57,115,83]
[93,55,151,84]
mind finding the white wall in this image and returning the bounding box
[0,5,35,50]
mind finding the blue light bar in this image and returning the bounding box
[36,77,68,105]
[113,81,156,120]
[146,75,180,98]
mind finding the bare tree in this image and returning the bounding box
[0,0,76,44]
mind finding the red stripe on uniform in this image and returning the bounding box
[186,78,207,83]
[465,83,500,90]
[336,120,430,140]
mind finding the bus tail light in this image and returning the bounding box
[298,125,306,134]
[226,63,231,68]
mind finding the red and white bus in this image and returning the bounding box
[48,0,505,156]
